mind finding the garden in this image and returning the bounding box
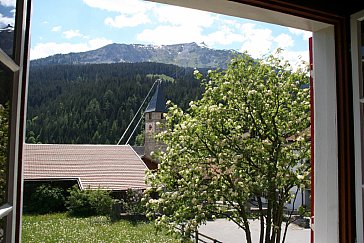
[22,213,176,242]
[22,185,177,242]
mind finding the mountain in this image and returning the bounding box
[0,25,14,57]
[26,62,205,144]
[30,42,240,69]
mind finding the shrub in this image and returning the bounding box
[28,184,66,214]
[66,185,114,216]
[120,189,145,215]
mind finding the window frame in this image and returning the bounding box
[0,0,31,241]
[4,0,357,242]
[351,9,364,243]
[0,32,18,243]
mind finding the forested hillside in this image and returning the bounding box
[26,62,205,144]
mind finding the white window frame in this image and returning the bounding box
[0,0,30,241]
[351,9,364,243]
[0,42,19,241]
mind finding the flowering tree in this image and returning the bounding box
[0,103,9,206]
[144,52,311,243]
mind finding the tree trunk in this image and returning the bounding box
[257,196,265,243]
[275,201,284,243]
[270,198,278,243]
[241,203,253,243]
[244,222,253,243]
[265,198,272,243]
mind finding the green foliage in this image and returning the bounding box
[25,116,41,144]
[121,189,146,215]
[66,185,114,216]
[135,133,145,146]
[28,184,66,214]
[146,74,175,83]
[0,103,9,206]
[22,213,178,242]
[26,62,204,145]
[144,51,311,243]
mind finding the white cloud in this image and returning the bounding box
[220,18,240,27]
[30,37,113,60]
[135,3,217,45]
[153,4,215,28]
[63,29,82,39]
[51,26,62,32]
[137,25,204,45]
[274,33,294,49]
[287,27,312,40]
[239,23,274,58]
[0,13,14,28]
[83,0,154,29]
[87,37,113,48]
[82,0,154,14]
[204,26,244,46]
[83,0,214,29]
[0,0,15,7]
[104,12,150,28]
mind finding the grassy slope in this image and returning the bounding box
[22,213,178,242]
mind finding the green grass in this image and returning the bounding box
[22,213,178,242]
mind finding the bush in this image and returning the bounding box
[120,189,145,215]
[66,185,114,216]
[28,184,66,214]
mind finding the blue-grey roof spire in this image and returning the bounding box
[145,80,167,113]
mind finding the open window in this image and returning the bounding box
[0,0,30,241]
[2,0,362,242]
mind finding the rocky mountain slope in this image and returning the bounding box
[31,42,240,69]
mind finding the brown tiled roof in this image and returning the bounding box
[23,144,147,191]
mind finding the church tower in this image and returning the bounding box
[144,80,167,159]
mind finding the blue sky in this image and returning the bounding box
[0,0,15,28]
[1,0,312,65]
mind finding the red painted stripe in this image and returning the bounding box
[309,36,314,243]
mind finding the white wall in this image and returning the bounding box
[313,26,339,243]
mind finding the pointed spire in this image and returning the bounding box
[145,80,167,113]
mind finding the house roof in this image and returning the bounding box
[23,144,147,191]
[145,81,167,113]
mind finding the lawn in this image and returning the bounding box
[22,213,178,242]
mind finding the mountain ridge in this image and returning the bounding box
[30,42,241,69]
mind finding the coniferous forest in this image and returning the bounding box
[26,62,205,145]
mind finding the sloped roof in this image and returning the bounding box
[23,144,147,191]
[145,82,167,113]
